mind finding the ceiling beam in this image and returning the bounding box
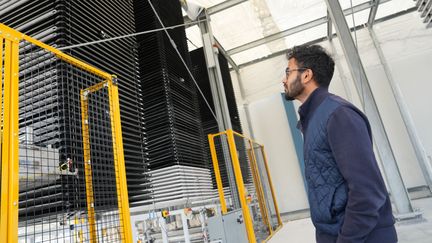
[236,6,417,69]
[208,0,248,15]
[227,0,391,56]
[368,0,380,27]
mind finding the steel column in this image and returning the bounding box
[327,11,333,40]
[198,11,240,209]
[369,27,432,192]
[198,12,233,132]
[234,68,257,140]
[325,0,414,215]
[368,0,380,27]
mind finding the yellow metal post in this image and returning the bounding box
[261,146,282,226]
[0,33,20,243]
[80,90,98,243]
[208,134,228,214]
[226,129,256,243]
[8,38,20,243]
[79,78,133,243]
[108,77,133,243]
[0,37,11,243]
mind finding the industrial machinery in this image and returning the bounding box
[128,130,282,243]
[0,23,132,242]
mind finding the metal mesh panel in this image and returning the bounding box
[208,130,282,243]
[0,0,151,207]
[212,134,241,210]
[14,38,126,242]
[236,136,270,242]
[251,143,280,232]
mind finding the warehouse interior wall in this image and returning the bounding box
[231,11,432,215]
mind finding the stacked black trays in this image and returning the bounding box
[190,48,251,189]
[133,0,207,177]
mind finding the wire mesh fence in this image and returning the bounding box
[251,143,281,233]
[208,129,282,243]
[1,24,131,243]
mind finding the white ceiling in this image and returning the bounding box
[184,0,416,66]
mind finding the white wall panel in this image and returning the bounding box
[247,94,309,213]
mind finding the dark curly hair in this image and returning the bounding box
[287,45,335,88]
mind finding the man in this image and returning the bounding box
[283,45,397,243]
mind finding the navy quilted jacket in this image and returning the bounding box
[298,88,397,243]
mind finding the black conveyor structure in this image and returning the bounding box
[0,0,150,223]
[190,48,251,189]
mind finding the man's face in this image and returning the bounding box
[283,58,305,101]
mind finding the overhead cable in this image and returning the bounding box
[58,21,204,50]
[146,0,220,125]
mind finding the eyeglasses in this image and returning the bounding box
[285,67,308,77]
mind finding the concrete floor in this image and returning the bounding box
[268,197,432,243]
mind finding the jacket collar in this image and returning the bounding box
[297,87,330,132]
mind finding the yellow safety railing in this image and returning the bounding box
[208,129,282,243]
[0,23,132,242]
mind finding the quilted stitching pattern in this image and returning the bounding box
[303,96,349,235]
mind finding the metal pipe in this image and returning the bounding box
[181,211,191,243]
[159,217,169,243]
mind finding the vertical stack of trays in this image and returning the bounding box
[190,48,251,191]
[133,0,211,204]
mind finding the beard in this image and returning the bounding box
[284,73,304,101]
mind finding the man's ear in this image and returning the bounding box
[302,69,313,84]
